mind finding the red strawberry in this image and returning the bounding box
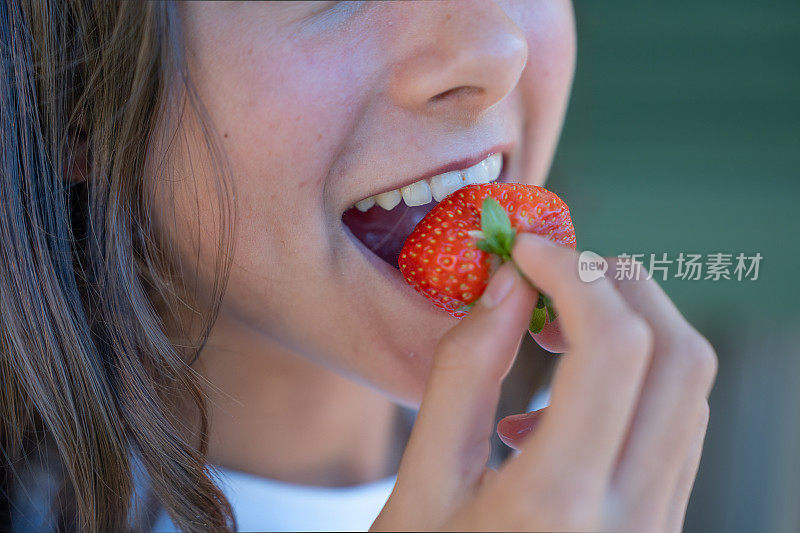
[398,183,576,333]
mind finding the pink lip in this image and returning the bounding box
[352,141,515,206]
[413,142,515,183]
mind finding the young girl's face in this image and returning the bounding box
[168,1,575,405]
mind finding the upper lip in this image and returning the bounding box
[347,142,514,209]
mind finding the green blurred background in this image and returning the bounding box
[546,1,799,531]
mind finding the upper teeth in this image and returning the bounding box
[355,153,502,211]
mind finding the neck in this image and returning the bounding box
[195,314,401,487]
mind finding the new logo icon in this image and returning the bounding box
[578,250,608,282]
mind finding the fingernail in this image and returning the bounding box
[497,408,546,449]
[479,263,517,308]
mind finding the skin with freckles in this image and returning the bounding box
[159,0,576,486]
[157,4,717,530]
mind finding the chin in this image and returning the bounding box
[344,303,456,409]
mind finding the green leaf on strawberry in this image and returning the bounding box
[529,303,548,334]
[475,196,517,261]
[398,183,576,335]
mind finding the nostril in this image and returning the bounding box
[429,85,483,102]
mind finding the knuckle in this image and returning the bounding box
[499,466,604,530]
[595,314,653,364]
[675,333,718,388]
[614,508,660,533]
[509,477,598,530]
[606,487,663,533]
[698,400,711,428]
[620,316,654,354]
[590,273,617,294]
[434,331,470,365]
[543,483,600,528]
[432,329,484,373]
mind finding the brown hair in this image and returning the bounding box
[1,1,234,530]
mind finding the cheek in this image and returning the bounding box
[521,1,576,131]
[232,57,358,177]
[502,0,576,78]
[184,28,377,272]
[503,0,576,183]
[525,0,576,75]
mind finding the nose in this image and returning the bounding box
[387,0,528,121]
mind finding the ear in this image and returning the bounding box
[65,133,88,184]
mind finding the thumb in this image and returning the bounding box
[389,262,538,520]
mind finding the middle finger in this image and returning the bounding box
[607,261,717,526]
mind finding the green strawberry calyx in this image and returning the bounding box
[475,196,517,261]
[474,196,557,335]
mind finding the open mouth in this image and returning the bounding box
[342,152,505,268]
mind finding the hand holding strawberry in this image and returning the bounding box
[376,202,717,532]
[399,183,575,335]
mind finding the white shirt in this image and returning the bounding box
[152,467,396,532]
[152,390,549,532]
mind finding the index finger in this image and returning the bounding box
[501,234,653,489]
